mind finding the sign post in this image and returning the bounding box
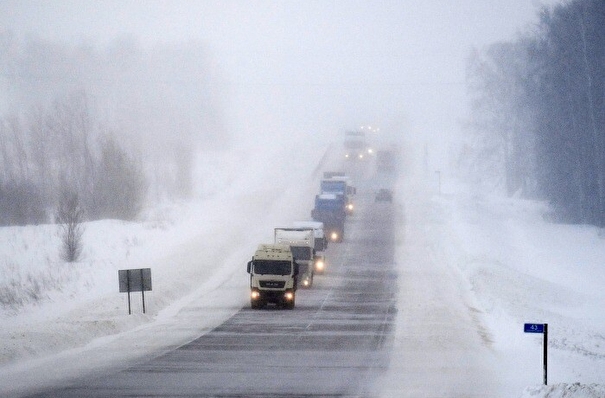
[119,268,152,314]
[524,323,548,385]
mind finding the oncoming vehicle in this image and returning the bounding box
[320,174,356,215]
[247,244,299,309]
[344,130,369,161]
[311,193,346,243]
[293,220,328,274]
[274,228,315,288]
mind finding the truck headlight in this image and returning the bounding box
[315,260,324,271]
[347,203,353,211]
[251,290,261,300]
[284,292,294,300]
[330,232,339,241]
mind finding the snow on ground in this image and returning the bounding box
[2,144,605,397]
[0,141,330,396]
[379,170,605,397]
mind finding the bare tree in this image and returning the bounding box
[57,190,85,262]
[89,135,147,220]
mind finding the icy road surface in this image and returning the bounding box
[23,173,398,397]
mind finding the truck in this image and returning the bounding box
[274,228,316,288]
[247,244,298,309]
[292,220,328,273]
[344,130,369,161]
[311,193,346,243]
[320,174,356,215]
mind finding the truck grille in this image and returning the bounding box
[259,280,286,289]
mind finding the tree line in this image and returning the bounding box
[0,91,146,225]
[464,0,605,226]
[0,33,225,227]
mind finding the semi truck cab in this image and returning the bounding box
[247,244,298,309]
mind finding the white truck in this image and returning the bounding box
[274,228,315,288]
[344,130,369,160]
[292,221,328,274]
[247,244,299,309]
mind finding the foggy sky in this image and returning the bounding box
[1,0,562,168]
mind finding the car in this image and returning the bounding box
[375,188,393,202]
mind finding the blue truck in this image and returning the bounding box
[311,193,346,243]
[320,175,356,215]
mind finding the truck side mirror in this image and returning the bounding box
[247,260,252,273]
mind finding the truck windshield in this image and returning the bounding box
[321,180,346,193]
[253,260,292,275]
[290,246,312,261]
[316,199,344,211]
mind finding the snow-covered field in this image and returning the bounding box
[379,173,605,397]
[1,145,605,397]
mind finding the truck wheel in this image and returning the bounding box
[251,300,263,309]
[284,297,295,310]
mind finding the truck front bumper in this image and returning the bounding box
[251,288,295,304]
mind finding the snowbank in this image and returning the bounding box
[0,142,329,396]
[521,383,605,398]
[381,171,605,397]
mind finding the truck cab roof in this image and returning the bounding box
[292,221,325,239]
[317,193,339,200]
[274,228,315,247]
[255,244,293,261]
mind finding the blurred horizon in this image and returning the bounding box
[0,0,561,169]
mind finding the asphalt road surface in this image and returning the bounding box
[27,163,399,398]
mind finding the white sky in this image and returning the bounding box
[0,0,563,163]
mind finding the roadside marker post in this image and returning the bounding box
[524,323,548,385]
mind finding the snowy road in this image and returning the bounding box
[8,152,602,397]
[23,176,399,397]
[378,184,505,397]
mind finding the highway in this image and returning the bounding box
[27,163,399,398]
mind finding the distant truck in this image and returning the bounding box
[292,220,327,273]
[247,244,299,309]
[320,174,356,214]
[274,228,316,288]
[311,193,346,243]
[344,130,368,161]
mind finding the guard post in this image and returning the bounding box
[524,322,548,385]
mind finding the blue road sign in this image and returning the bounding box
[524,323,545,333]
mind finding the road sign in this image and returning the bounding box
[119,268,152,314]
[524,323,545,333]
[119,268,152,292]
